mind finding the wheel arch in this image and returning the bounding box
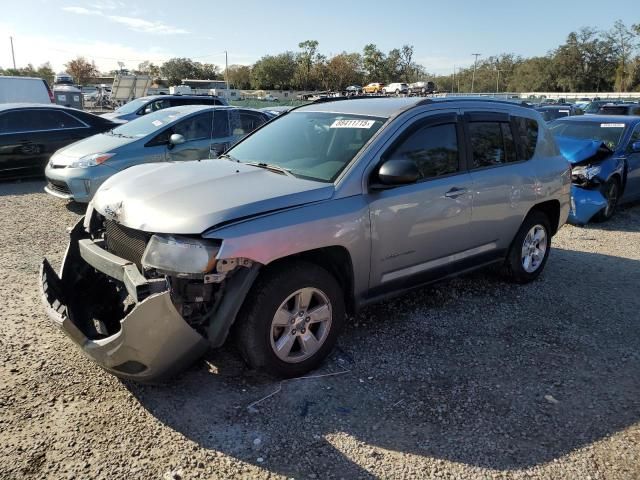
[264,246,356,316]
[528,199,561,235]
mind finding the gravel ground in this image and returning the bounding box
[1,180,639,480]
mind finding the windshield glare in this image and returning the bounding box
[226,111,386,182]
[111,109,186,138]
[115,98,149,114]
[549,121,626,150]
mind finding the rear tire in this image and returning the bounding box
[594,177,620,222]
[503,211,551,284]
[235,261,345,378]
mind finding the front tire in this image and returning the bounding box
[503,211,551,284]
[235,261,345,378]
[594,177,620,222]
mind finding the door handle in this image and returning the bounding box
[444,187,468,199]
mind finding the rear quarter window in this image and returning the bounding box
[512,116,539,160]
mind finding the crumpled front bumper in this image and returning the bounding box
[568,184,607,225]
[39,220,208,382]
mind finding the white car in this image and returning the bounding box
[382,83,409,95]
[0,76,54,104]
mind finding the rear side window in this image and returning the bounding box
[512,116,538,160]
[36,110,85,129]
[0,109,83,133]
[385,122,459,179]
[468,122,517,168]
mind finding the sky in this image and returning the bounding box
[1,0,637,75]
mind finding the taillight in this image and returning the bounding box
[43,80,54,103]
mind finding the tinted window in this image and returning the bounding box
[627,125,640,152]
[0,109,83,133]
[0,111,29,133]
[469,122,517,168]
[513,116,539,160]
[599,105,628,115]
[145,99,171,114]
[234,111,268,136]
[385,123,459,179]
[36,110,84,129]
[212,110,230,137]
[173,112,212,141]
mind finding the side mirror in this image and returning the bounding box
[375,159,420,187]
[169,133,186,146]
[632,141,640,153]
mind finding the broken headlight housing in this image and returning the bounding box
[141,234,220,276]
[571,164,602,184]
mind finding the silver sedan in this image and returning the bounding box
[45,105,271,202]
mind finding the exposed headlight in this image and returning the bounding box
[70,152,115,168]
[571,164,601,181]
[141,234,220,275]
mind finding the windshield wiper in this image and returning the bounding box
[217,153,239,162]
[245,161,294,177]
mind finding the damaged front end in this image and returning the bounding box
[40,210,259,382]
[556,136,619,225]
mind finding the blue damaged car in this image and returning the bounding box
[549,115,640,224]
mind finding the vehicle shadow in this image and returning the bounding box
[127,248,640,478]
[0,179,45,196]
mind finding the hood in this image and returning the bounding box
[50,133,135,166]
[92,160,335,234]
[555,135,612,165]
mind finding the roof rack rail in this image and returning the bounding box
[416,97,532,108]
[310,94,387,104]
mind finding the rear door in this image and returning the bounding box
[623,123,640,200]
[462,111,539,251]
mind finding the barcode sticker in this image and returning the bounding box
[601,123,625,128]
[330,119,375,129]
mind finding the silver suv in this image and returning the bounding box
[40,97,570,382]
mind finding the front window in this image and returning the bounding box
[549,120,626,150]
[110,109,189,138]
[114,98,150,115]
[226,111,386,182]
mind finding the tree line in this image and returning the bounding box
[1,20,639,92]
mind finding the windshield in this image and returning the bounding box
[226,111,386,182]
[584,102,604,114]
[115,98,149,114]
[111,109,185,138]
[549,120,626,150]
[538,109,570,122]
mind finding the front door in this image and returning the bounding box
[367,113,476,290]
[167,111,219,162]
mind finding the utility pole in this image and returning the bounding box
[471,53,481,93]
[224,50,229,91]
[452,65,455,94]
[10,36,16,69]
[496,69,502,93]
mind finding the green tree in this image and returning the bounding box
[606,20,636,91]
[225,64,252,89]
[251,52,297,89]
[64,56,98,85]
[297,40,319,90]
[160,57,199,86]
[363,44,386,82]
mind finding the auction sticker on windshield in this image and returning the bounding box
[601,123,625,128]
[331,119,376,129]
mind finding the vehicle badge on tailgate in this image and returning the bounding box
[103,201,123,221]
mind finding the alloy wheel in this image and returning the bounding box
[521,224,548,273]
[270,287,332,363]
